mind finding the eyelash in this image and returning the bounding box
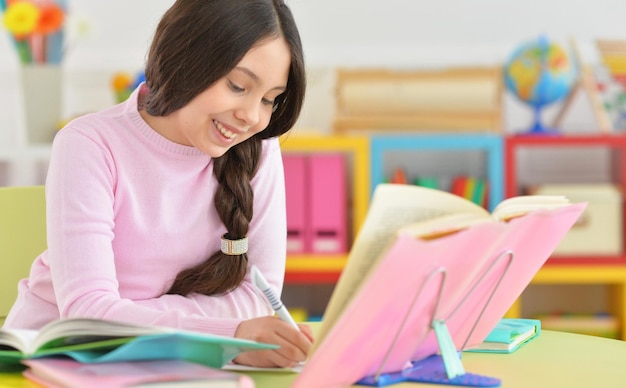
[228,81,275,107]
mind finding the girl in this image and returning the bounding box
[5,0,312,368]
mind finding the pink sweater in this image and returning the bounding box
[4,87,287,337]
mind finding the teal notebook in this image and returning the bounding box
[465,318,541,354]
[0,317,277,368]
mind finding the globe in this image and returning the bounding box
[503,37,578,134]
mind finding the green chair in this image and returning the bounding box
[0,186,46,325]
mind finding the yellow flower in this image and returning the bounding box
[3,1,41,37]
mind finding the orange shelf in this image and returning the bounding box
[285,256,346,284]
[534,264,626,283]
[545,255,626,265]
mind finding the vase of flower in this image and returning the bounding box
[2,0,67,143]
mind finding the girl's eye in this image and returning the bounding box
[228,81,244,93]
[261,98,275,106]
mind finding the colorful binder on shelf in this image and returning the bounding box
[308,153,348,254]
[283,154,309,253]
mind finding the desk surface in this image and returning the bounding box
[2,330,626,387]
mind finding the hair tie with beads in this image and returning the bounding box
[221,234,248,255]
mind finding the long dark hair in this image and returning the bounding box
[142,0,305,296]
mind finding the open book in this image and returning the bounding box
[313,184,571,351]
[0,317,276,367]
[294,183,585,387]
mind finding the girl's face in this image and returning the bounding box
[142,37,291,157]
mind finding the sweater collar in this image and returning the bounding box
[124,83,208,158]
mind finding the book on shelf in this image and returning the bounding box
[293,183,585,387]
[0,317,276,368]
[465,318,541,354]
[22,358,254,388]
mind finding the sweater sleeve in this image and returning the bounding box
[45,126,286,337]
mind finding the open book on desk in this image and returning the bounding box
[294,183,586,387]
[0,318,276,368]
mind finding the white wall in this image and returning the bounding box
[2,0,626,147]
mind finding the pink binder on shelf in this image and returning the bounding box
[282,153,309,254]
[293,203,586,388]
[308,153,348,254]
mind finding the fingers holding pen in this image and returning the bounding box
[298,322,314,342]
[233,316,313,368]
[275,320,313,361]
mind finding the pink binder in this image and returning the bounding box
[293,203,586,387]
[308,154,348,254]
[282,154,309,253]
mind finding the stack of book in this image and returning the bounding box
[465,318,541,354]
[0,317,272,387]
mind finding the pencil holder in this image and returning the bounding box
[20,64,64,144]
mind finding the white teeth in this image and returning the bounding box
[213,120,235,139]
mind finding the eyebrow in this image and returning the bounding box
[234,66,287,92]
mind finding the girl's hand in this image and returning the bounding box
[233,316,314,368]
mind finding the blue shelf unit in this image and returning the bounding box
[369,133,504,211]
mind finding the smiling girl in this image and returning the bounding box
[4,0,312,368]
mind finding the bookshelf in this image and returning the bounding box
[3,133,626,338]
[282,132,626,339]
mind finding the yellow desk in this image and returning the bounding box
[2,330,626,387]
[244,330,626,387]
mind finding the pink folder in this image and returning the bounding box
[22,358,254,388]
[283,154,309,253]
[308,154,348,254]
[293,203,586,387]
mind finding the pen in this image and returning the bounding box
[251,265,300,330]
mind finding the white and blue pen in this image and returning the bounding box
[251,265,300,330]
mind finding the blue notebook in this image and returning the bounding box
[465,318,541,354]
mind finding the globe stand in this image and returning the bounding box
[519,105,561,136]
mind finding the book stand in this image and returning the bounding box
[357,250,515,387]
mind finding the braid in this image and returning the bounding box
[166,138,262,296]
